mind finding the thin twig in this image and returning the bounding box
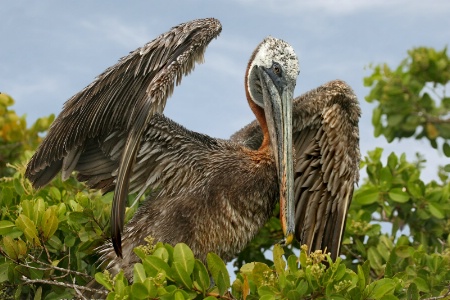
[342,244,364,264]
[27,254,91,278]
[21,276,108,296]
[73,277,89,300]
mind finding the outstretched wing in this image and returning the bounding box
[25,18,222,256]
[76,113,221,201]
[231,80,361,259]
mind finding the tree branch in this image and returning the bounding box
[21,276,108,296]
[27,254,92,278]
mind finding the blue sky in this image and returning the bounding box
[1,0,449,181]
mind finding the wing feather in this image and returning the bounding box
[26,18,221,187]
[292,80,360,259]
[25,18,222,256]
[231,79,360,259]
[72,113,221,198]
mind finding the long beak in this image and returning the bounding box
[259,67,295,245]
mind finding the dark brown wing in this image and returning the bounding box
[25,18,222,256]
[231,80,360,259]
[76,114,221,199]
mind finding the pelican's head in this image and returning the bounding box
[247,36,299,105]
[245,37,299,245]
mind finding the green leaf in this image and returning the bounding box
[133,263,146,283]
[286,290,302,300]
[153,247,170,262]
[273,244,286,275]
[252,262,273,287]
[172,261,193,289]
[443,97,450,109]
[33,198,45,225]
[95,272,113,291]
[207,252,230,293]
[394,245,412,258]
[0,263,12,283]
[287,255,298,273]
[367,247,383,271]
[406,181,423,198]
[112,271,128,298]
[193,259,210,293]
[412,277,429,292]
[388,188,410,203]
[143,256,173,280]
[48,187,62,201]
[64,235,76,247]
[67,212,89,224]
[426,122,439,139]
[380,166,393,191]
[240,262,255,276]
[13,178,24,196]
[258,285,277,297]
[299,248,307,267]
[173,243,194,275]
[40,208,59,240]
[47,235,62,251]
[372,107,382,126]
[131,282,150,299]
[16,239,27,259]
[217,271,228,296]
[0,93,14,105]
[354,187,379,205]
[380,295,398,300]
[133,247,147,262]
[21,200,34,222]
[15,214,40,246]
[0,221,15,235]
[443,143,450,157]
[29,265,44,280]
[34,286,42,300]
[357,264,366,291]
[428,202,445,219]
[170,290,183,300]
[387,114,404,127]
[407,283,419,300]
[426,254,441,273]
[2,236,19,260]
[332,263,346,281]
[387,152,398,171]
[366,278,396,298]
[376,238,391,262]
[296,280,308,296]
[144,278,158,298]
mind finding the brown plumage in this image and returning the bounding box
[232,80,361,258]
[25,18,222,256]
[25,17,360,282]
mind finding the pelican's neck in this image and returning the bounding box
[245,81,270,152]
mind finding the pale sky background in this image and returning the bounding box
[2,0,450,182]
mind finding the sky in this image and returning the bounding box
[1,0,450,182]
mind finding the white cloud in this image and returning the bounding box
[79,17,153,49]
[231,0,450,16]
[6,76,62,102]
[4,75,67,123]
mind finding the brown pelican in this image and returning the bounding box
[25,18,360,278]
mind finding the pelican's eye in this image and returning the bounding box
[272,62,283,77]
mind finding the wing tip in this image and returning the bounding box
[111,233,123,258]
[25,159,63,189]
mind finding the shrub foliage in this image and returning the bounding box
[0,47,449,299]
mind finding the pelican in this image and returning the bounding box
[25,18,360,279]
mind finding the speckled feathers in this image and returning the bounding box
[24,18,360,284]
